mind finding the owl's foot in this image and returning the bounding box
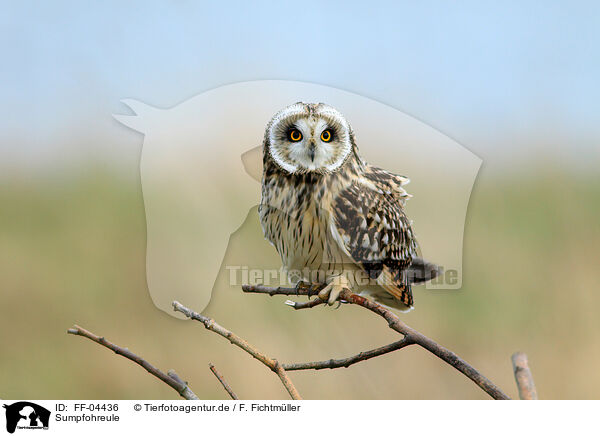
[294,280,325,296]
[318,276,350,306]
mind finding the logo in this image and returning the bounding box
[3,402,50,434]
[113,80,481,316]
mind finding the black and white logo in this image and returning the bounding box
[3,402,50,434]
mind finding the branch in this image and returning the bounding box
[283,337,413,371]
[67,325,198,400]
[172,301,302,400]
[243,283,322,298]
[242,284,511,400]
[209,363,239,400]
[511,352,538,400]
[284,297,325,310]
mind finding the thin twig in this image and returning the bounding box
[67,325,198,400]
[243,283,323,298]
[172,301,302,400]
[209,363,239,400]
[242,284,511,400]
[284,297,325,310]
[511,352,538,400]
[283,337,414,371]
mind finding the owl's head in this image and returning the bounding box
[265,102,354,174]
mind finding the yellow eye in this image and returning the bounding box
[288,129,302,142]
[321,129,333,142]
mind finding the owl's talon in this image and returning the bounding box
[295,280,319,296]
[318,285,330,302]
[318,282,345,306]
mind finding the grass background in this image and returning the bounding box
[1,165,599,400]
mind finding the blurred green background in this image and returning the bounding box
[1,164,598,399]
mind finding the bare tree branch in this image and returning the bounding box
[242,284,511,400]
[511,352,538,400]
[172,301,302,400]
[273,361,302,400]
[68,284,523,400]
[283,337,413,371]
[67,325,198,400]
[243,283,322,297]
[208,363,239,400]
[284,297,325,310]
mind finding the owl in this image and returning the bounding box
[259,102,439,311]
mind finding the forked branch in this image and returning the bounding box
[242,284,511,400]
[68,285,533,399]
[172,301,301,400]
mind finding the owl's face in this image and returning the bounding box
[266,102,353,174]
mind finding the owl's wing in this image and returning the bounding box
[330,174,418,307]
[363,165,411,205]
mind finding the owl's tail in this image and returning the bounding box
[406,257,442,284]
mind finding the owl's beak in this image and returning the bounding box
[308,140,316,162]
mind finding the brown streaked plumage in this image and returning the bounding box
[259,102,439,311]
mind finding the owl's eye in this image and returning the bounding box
[288,128,303,142]
[320,129,333,142]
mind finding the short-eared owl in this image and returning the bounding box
[259,102,439,311]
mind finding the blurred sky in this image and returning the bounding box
[1,1,599,172]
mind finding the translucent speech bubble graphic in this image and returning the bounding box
[114,81,481,315]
